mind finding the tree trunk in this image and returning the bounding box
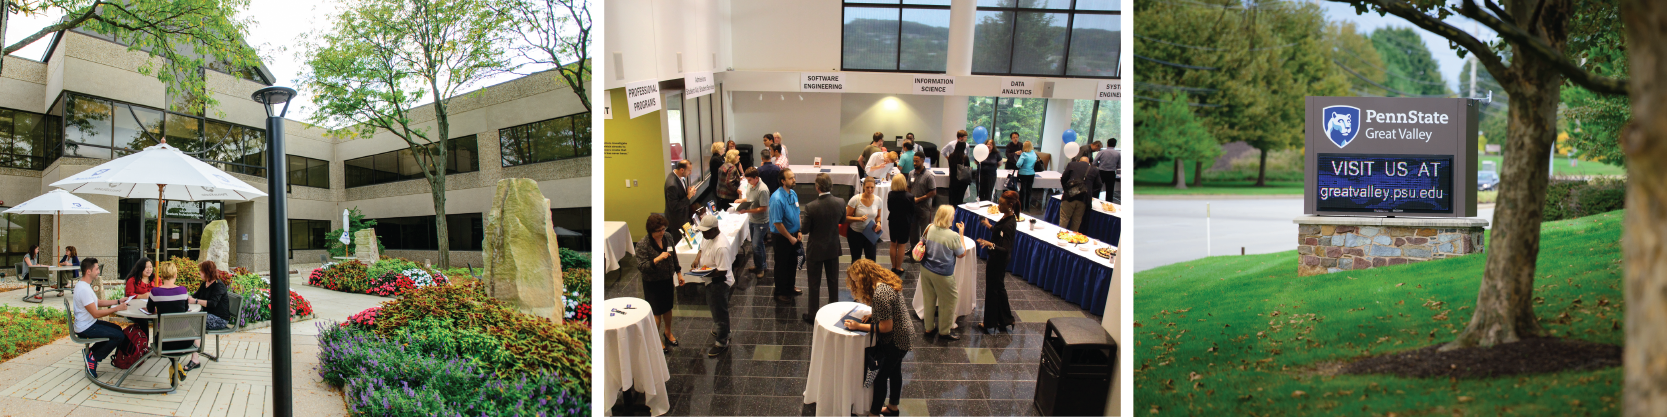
[1172,159,1187,189]
[1623,0,1667,412]
[1192,160,1204,187]
[1255,148,1268,186]
[1444,17,1565,349]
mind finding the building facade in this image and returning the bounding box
[0,30,591,273]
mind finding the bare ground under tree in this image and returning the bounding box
[1338,337,1621,379]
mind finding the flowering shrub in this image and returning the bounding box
[237,289,316,327]
[366,273,418,297]
[230,273,268,294]
[230,266,252,276]
[401,268,446,287]
[346,306,381,328]
[370,283,590,381]
[166,257,204,289]
[367,258,420,283]
[563,296,590,324]
[315,323,588,416]
[309,260,371,293]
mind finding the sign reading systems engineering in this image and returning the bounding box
[1304,97,1479,217]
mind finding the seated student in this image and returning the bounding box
[191,261,232,331]
[69,258,128,377]
[122,258,157,333]
[58,246,81,278]
[688,214,734,357]
[150,263,205,377]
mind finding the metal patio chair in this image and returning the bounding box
[201,293,243,361]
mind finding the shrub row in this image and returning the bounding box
[0,305,68,362]
[1544,177,1626,222]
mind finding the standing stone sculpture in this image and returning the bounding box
[354,229,380,263]
[198,220,230,267]
[483,178,564,322]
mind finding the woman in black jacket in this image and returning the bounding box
[947,139,970,205]
[191,261,233,330]
[635,213,684,352]
[975,191,1019,333]
[885,174,915,278]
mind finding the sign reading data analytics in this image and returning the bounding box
[913,75,956,95]
[999,77,1039,97]
[625,80,661,119]
[801,73,845,92]
[1304,97,1478,217]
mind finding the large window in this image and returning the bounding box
[967,96,1049,148]
[345,136,480,188]
[1071,99,1120,146]
[0,108,59,170]
[841,1,953,72]
[551,207,592,252]
[972,0,1120,78]
[370,213,484,251]
[57,93,266,175]
[0,210,39,268]
[287,155,330,189]
[289,219,332,251]
[500,113,590,167]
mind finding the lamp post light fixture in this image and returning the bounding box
[252,85,296,417]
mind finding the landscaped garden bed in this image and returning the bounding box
[308,258,450,297]
[317,282,590,416]
[166,258,316,327]
[0,305,69,362]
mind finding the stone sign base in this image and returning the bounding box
[1293,216,1488,276]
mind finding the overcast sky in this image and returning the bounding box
[3,0,534,122]
[1317,1,1501,96]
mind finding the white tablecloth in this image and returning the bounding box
[674,211,750,284]
[912,236,978,324]
[1050,194,1121,216]
[991,169,1063,190]
[790,165,861,189]
[603,221,633,274]
[961,202,1115,269]
[804,301,875,416]
[603,297,671,416]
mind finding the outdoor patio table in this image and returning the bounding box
[912,236,977,325]
[116,298,201,319]
[1044,195,1121,246]
[673,210,748,284]
[803,301,874,416]
[603,221,632,274]
[603,297,670,416]
[48,265,78,288]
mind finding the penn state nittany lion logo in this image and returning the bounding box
[1321,105,1361,148]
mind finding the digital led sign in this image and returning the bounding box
[1316,153,1454,213]
[1304,97,1478,217]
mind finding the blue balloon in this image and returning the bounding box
[971,126,989,144]
[1062,129,1079,144]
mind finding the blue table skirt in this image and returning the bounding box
[955,206,1113,316]
[1044,196,1120,247]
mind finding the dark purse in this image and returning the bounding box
[1003,169,1020,192]
[862,329,885,388]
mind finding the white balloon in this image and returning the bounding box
[972,145,990,162]
[1062,142,1080,161]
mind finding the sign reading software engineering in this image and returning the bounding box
[1303,97,1479,217]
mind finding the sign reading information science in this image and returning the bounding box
[1304,97,1479,217]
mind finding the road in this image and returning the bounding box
[1133,197,1494,272]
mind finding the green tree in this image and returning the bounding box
[1559,0,1628,167]
[1368,27,1452,96]
[495,0,592,111]
[325,208,382,258]
[1135,92,1222,189]
[300,0,510,268]
[1327,21,1388,96]
[0,0,263,115]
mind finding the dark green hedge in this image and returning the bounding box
[1544,178,1626,222]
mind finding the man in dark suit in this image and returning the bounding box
[977,139,1002,202]
[799,173,847,323]
[665,160,696,244]
[1060,155,1103,232]
[758,148,783,193]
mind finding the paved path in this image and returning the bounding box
[1133,197,1494,272]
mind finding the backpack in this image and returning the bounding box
[1064,168,1089,200]
[112,324,149,370]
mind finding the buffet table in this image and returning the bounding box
[1044,195,1121,246]
[789,165,861,190]
[954,202,1116,316]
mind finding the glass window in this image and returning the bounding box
[307,157,329,188]
[842,2,952,72]
[164,113,201,153]
[369,214,484,251]
[111,103,164,153]
[344,136,481,188]
[65,96,113,160]
[0,211,39,267]
[1070,99,1120,148]
[967,96,1048,148]
[973,1,1121,78]
[288,219,331,250]
[499,113,592,167]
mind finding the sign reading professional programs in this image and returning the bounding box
[1303,97,1479,217]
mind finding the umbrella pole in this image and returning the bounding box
[155,185,164,263]
[55,210,59,265]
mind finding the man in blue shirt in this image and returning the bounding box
[899,140,916,174]
[769,169,802,303]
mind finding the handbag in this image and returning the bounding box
[911,236,928,261]
[1003,170,1020,193]
[838,221,849,237]
[862,329,884,388]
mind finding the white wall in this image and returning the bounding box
[839,93,945,164]
[730,91,840,164]
[603,0,729,90]
[729,0,841,72]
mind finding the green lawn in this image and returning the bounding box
[1482,155,1627,177]
[1135,210,1625,415]
[1134,163,1304,196]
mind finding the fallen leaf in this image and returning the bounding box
[1458,396,1473,403]
[1292,390,1307,398]
[1396,282,1405,287]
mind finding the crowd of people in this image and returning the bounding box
[636,130,1115,416]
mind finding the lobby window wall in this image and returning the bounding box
[841,1,953,72]
[551,207,591,252]
[967,96,1049,148]
[289,219,332,251]
[51,92,267,175]
[0,108,60,171]
[345,135,480,188]
[0,210,39,268]
[972,0,1121,78]
[287,155,330,189]
[1070,99,1120,147]
[369,213,484,251]
[500,112,591,167]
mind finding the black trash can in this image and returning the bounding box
[915,141,939,167]
[1035,317,1116,416]
[736,144,755,169]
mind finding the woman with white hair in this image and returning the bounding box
[917,205,965,341]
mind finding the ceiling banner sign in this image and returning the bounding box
[685,72,716,99]
[1096,80,1121,100]
[1303,97,1479,217]
[999,77,1040,97]
[913,75,956,95]
[625,80,661,119]
[800,72,846,92]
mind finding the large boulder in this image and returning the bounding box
[482,178,563,322]
[198,220,230,267]
[354,230,380,263]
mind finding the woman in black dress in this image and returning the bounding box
[885,173,915,277]
[975,190,1019,333]
[634,213,684,352]
[947,139,970,205]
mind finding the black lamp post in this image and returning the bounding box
[252,85,295,417]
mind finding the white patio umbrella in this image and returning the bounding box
[2,189,110,262]
[49,141,268,262]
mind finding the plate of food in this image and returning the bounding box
[1056,231,1090,244]
[1101,202,1118,212]
[1095,247,1114,259]
[987,205,1001,215]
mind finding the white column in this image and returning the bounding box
[940,0,978,153]
[1041,98,1074,171]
